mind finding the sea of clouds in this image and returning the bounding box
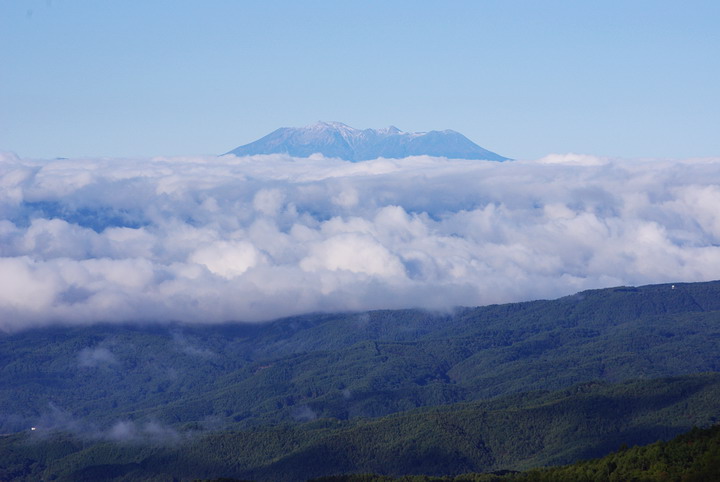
[1,151,719,332]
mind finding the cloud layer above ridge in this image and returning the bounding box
[1,151,720,332]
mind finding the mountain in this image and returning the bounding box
[224,121,510,161]
[311,423,720,482]
[2,280,720,434]
[2,374,719,481]
[2,280,720,479]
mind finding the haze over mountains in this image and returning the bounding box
[225,121,510,161]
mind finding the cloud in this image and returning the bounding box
[172,331,216,358]
[28,403,184,445]
[190,240,264,279]
[537,153,609,165]
[291,405,318,422]
[105,420,182,444]
[1,154,720,331]
[78,346,118,368]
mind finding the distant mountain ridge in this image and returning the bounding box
[225,121,509,161]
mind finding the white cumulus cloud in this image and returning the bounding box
[0,153,719,331]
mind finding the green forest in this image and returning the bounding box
[309,424,720,482]
[1,280,719,480]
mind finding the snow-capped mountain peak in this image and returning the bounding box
[225,122,509,162]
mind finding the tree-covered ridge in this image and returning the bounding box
[2,281,719,433]
[1,374,718,481]
[520,424,720,482]
[310,424,720,482]
[2,280,720,480]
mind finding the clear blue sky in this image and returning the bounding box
[2,0,719,159]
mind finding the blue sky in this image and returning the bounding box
[2,0,719,159]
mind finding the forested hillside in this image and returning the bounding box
[1,280,719,480]
[1,374,718,481]
[2,281,719,432]
[310,424,720,482]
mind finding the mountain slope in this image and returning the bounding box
[309,423,720,481]
[2,373,718,481]
[224,121,509,161]
[1,281,719,433]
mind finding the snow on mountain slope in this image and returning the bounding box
[225,121,509,161]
